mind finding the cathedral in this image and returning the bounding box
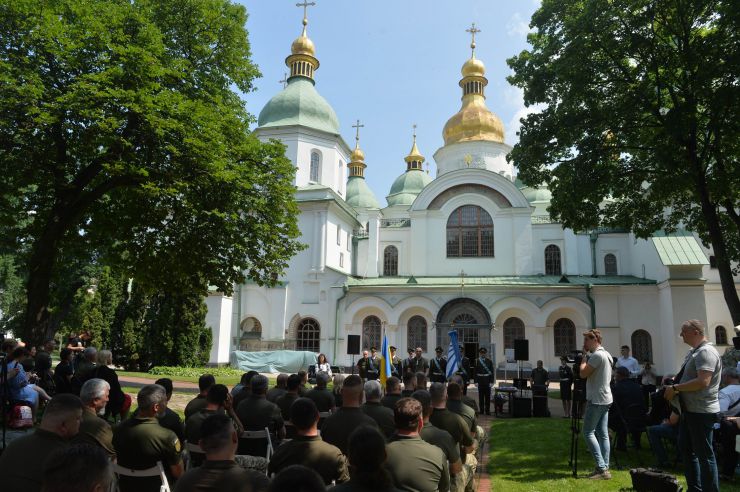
[205,14,737,375]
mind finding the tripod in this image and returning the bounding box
[569,378,586,477]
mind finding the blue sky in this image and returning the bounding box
[239,1,541,204]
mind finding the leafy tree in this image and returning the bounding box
[0,0,303,346]
[0,255,25,335]
[508,0,740,323]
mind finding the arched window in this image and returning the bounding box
[362,315,382,350]
[631,329,653,362]
[407,316,428,352]
[604,254,618,275]
[383,246,398,276]
[297,318,320,352]
[503,317,525,350]
[716,325,728,345]
[545,245,562,275]
[553,318,576,356]
[446,205,494,257]
[309,151,321,182]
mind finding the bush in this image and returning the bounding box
[149,366,244,379]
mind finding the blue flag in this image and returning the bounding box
[446,330,462,379]
[380,331,393,386]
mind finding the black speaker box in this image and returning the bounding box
[514,339,529,361]
[513,397,532,418]
[347,335,360,355]
[533,396,550,417]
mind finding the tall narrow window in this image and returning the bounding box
[503,317,525,350]
[604,253,618,275]
[337,226,342,245]
[553,318,575,356]
[297,318,321,352]
[407,316,428,352]
[545,245,562,275]
[631,329,653,362]
[362,316,382,350]
[383,245,398,276]
[716,326,728,345]
[446,205,494,257]
[310,151,320,182]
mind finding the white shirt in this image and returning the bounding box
[317,362,332,378]
[616,355,641,377]
[719,384,740,416]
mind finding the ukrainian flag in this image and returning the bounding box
[380,331,393,387]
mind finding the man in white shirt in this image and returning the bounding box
[616,345,641,379]
[719,368,740,417]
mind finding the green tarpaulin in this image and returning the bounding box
[231,350,317,374]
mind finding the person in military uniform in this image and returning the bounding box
[430,346,448,383]
[367,347,380,381]
[185,384,243,467]
[267,373,288,403]
[155,378,186,441]
[268,398,349,485]
[382,376,403,410]
[75,378,116,459]
[402,347,416,375]
[475,347,494,415]
[113,384,184,491]
[275,373,302,421]
[412,347,430,376]
[530,360,550,388]
[42,443,113,492]
[321,375,378,454]
[385,398,450,492]
[184,374,215,419]
[331,426,400,492]
[0,394,83,492]
[357,350,370,381]
[174,414,270,492]
[236,375,285,455]
[390,346,402,378]
[411,390,464,485]
[401,372,416,397]
[457,345,472,395]
[361,380,395,438]
[306,372,336,413]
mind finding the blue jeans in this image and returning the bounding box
[583,402,611,471]
[647,423,678,466]
[678,411,719,492]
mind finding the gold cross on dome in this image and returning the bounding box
[352,119,364,143]
[412,123,417,141]
[466,23,481,55]
[296,1,316,23]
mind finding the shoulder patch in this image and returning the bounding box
[174,438,181,453]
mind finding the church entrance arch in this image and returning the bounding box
[436,298,492,361]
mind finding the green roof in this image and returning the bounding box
[346,176,380,209]
[386,169,433,206]
[651,233,708,266]
[257,77,340,134]
[346,275,656,288]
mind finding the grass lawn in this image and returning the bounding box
[489,417,740,491]
[118,370,243,386]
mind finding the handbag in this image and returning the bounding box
[629,468,682,492]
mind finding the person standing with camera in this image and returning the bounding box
[578,329,613,480]
[664,319,721,492]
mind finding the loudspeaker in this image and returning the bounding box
[347,335,361,355]
[533,396,550,417]
[514,339,529,361]
[513,397,532,418]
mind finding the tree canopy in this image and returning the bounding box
[508,0,740,323]
[0,0,303,345]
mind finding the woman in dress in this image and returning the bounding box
[316,353,333,378]
[558,355,573,418]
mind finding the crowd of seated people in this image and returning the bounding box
[0,338,487,492]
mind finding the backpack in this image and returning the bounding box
[8,403,34,429]
[629,468,683,492]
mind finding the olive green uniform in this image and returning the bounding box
[429,408,474,450]
[235,395,283,456]
[321,407,378,454]
[446,400,476,433]
[419,422,460,466]
[75,407,116,459]
[159,407,186,442]
[381,393,402,411]
[266,386,286,403]
[306,387,335,412]
[275,392,299,421]
[361,401,395,439]
[185,408,222,467]
[184,395,208,419]
[173,460,270,492]
[113,416,183,492]
[0,428,69,492]
[267,435,349,485]
[385,435,450,492]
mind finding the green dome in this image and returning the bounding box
[521,185,552,203]
[257,77,340,134]
[346,176,380,209]
[386,169,433,206]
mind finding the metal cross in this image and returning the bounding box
[279,72,288,88]
[352,119,364,143]
[296,1,316,21]
[466,23,481,55]
[412,123,417,141]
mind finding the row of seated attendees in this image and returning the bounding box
[0,366,485,492]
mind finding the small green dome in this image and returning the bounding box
[521,185,552,203]
[257,77,340,134]
[346,176,380,209]
[386,170,433,206]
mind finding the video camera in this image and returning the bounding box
[565,350,585,365]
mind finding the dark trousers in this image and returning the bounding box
[679,411,719,492]
[642,384,656,409]
[718,419,739,477]
[478,376,491,414]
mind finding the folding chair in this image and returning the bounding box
[184,441,205,470]
[112,461,170,492]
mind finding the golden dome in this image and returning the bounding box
[405,139,424,163]
[291,33,315,57]
[350,144,365,162]
[461,56,485,78]
[443,95,505,145]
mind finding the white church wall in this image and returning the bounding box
[630,236,669,282]
[432,140,514,178]
[325,210,352,274]
[532,224,565,275]
[595,234,631,276]
[205,293,233,365]
[705,283,739,344]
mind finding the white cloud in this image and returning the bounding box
[503,86,544,145]
[506,12,532,38]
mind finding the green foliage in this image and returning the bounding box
[0,255,25,334]
[508,0,740,323]
[148,366,244,379]
[0,0,304,344]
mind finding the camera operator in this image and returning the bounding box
[578,329,613,480]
